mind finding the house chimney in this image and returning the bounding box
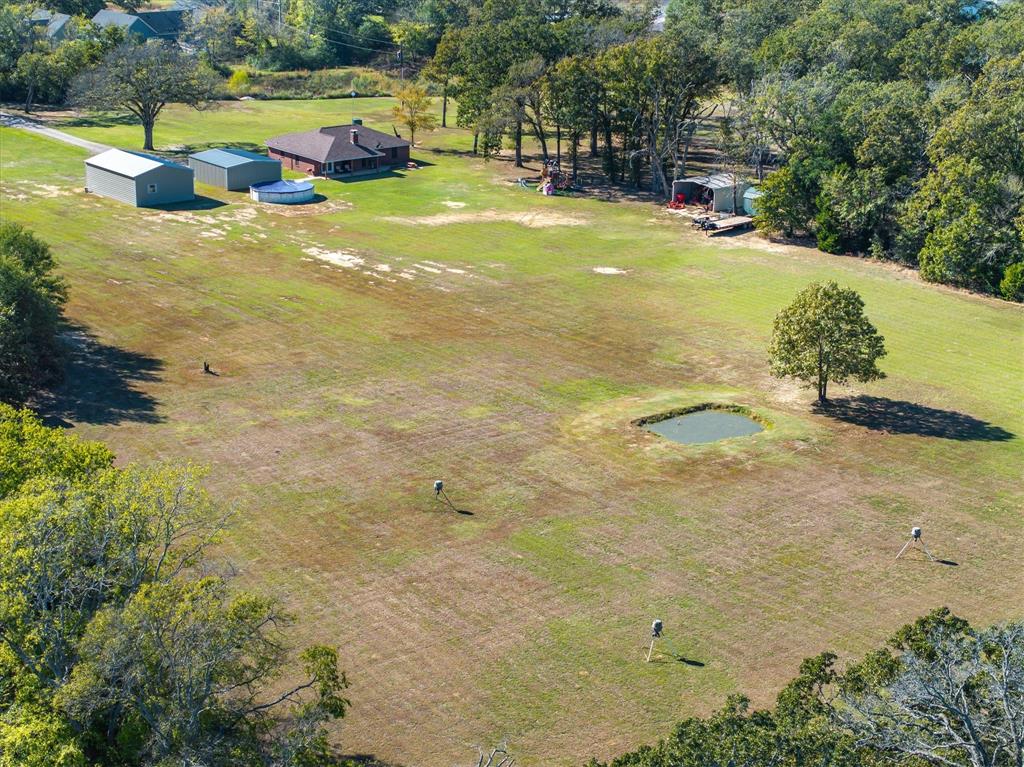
[352,118,363,125]
[350,129,359,144]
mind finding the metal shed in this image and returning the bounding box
[189,148,282,191]
[85,149,194,207]
[743,187,763,216]
[671,173,750,213]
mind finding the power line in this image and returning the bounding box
[273,0,400,48]
[278,19,396,53]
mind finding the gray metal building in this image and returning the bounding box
[189,148,282,191]
[85,149,194,207]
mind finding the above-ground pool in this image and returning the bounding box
[641,409,764,445]
[249,179,315,204]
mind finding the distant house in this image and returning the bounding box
[85,149,194,207]
[189,148,282,191]
[671,173,750,213]
[91,8,187,40]
[30,9,72,40]
[265,123,410,177]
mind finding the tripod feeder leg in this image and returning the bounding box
[895,539,914,560]
[646,639,655,663]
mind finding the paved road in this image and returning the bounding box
[0,111,110,154]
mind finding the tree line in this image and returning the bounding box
[425,0,1022,298]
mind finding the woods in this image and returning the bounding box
[430,0,1022,296]
[0,407,349,767]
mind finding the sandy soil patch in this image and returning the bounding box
[260,199,352,217]
[303,246,364,269]
[157,206,266,231]
[383,209,586,228]
[442,200,466,208]
[7,181,73,198]
[592,267,630,275]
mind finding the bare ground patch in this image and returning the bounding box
[382,209,588,228]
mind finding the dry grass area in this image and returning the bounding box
[1,104,1022,766]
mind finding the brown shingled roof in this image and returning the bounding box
[265,125,409,164]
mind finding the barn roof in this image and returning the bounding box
[190,148,280,168]
[86,149,190,178]
[134,9,187,36]
[266,124,409,164]
[92,10,156,36]
[92,8,186,38]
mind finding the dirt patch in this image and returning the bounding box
[260,199,352,217]
[382,209,587,228]
[593,267,630,275]
[303,246,364,269]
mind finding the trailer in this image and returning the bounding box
[700,214,754,235]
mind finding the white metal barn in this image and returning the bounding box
[85,149,194,207]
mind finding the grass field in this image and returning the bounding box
[1,99,1022,766]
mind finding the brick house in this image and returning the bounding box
[265,123,411,177]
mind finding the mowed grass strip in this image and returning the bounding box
[1,103,1022,767]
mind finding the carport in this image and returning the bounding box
[671,173,749,213]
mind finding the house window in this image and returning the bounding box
[391,147,398,159]
[325,162,334,173]
[147,183,157,193]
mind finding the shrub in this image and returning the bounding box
[227,67,251,95]
[1000,262,1024,302]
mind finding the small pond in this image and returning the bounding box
[642,409,763,445]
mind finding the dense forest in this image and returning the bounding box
[1,0,1022,296]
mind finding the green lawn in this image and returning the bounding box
[54,96,474,155]
[1,99,1022,766]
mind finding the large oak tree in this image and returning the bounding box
[71,41,217,151]
[768,281,886,403]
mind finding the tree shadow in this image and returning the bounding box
[36,322,163,426]
[814,396,1014,442]
[60,112,140,128]
[166,141,268,158]
[406,156,435,168]
[332,169,405,183]
[647,654,706,666]
[337,755,405,767]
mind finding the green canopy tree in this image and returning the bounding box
[0,410,350,766]
[421,29,461,127]
[544,55,598,182]
[392,81,438,146]
[70,41,217,151]
[0,225,67,406]
[768,281,886,403]
[838,608,1024,767]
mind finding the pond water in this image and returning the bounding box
[643,410,763,444]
